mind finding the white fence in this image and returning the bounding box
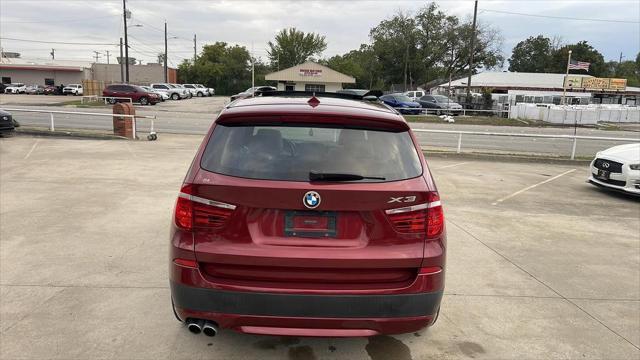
[509,104,640,124]
[412,128,639,159]
[3,108,156,140]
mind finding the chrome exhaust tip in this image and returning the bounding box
[202,321,219,337]
[186,319,204,334]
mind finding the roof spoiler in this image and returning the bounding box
[259,90,382,101]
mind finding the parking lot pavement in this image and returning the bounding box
[1,135,638,359]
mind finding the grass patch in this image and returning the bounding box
[404,115,536,127]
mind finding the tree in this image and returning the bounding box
[362,3,503,90]
[267,28,327,69]
[178,41,271,95]
[548,41,606,76]
[508,35,553,72]
[324,44,383,89]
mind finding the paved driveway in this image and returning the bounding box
[1,135,638,359]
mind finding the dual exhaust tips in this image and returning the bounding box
[186,318,218,337]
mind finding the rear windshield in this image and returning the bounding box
[200,124,422,182]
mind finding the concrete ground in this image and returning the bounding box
[0,134,639,360]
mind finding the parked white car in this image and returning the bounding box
[141,86,168,101]
[196,84,214,96]
[404,90,426,101]
[589,143,640,195]
[62,84,83,95]
[151,83,188,100]
[183,84,208,97]
[4,83,26,94]
[171,84,193,98]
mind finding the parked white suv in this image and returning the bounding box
[183,84,208,97]
[196,84,214,96]
[4,83,27,94]
[62,84,83,95]
[404,90,426,101]
[151,83,188,100]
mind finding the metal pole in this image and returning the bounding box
[465,0,478,106]
[119,38,124,82]
[562,50,572,105]
[164,21,168,83]
[123,0,130,83]
[570,137,577,160]
[251,42,255,96]
[193,34,197,64]
[106,50,110,64]
[49,113,55,131]
[457,133,462,153]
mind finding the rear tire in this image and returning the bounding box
[140,97,149,105]
[197,92,203,97]
[108,98,116,104]
[171,93,179,100]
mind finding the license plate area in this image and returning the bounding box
[284,211,337,238]
[596,169,610,180]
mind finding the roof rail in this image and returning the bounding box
[259,90,382,101]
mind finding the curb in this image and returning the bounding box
[16,127,129,140]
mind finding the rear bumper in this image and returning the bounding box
[171,281,441,336]
[171,281,442,318]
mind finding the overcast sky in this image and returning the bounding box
[1,0,638,68]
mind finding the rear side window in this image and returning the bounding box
[200,125,422,182]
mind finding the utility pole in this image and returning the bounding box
[105,50,110,64]
[164,21,168,83]
[277,52,280,71]
[562,50,572,106]
[193,34,197,64]
[251,42,255,96]
[119,37,124,82]
[93,51,101,63]
[123,0,130,83]
[619,52,623,63]
[50,48,55,60]
[465,0,478,107]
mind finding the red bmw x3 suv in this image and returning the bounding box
[170,94,446,337]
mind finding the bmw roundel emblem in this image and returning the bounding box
[303,191,321,209]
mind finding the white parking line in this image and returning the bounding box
[492,169,577,205]
[23,139,40,160]
[436,162,469,170]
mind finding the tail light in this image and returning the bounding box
[385,192,444,239]
[174,184,236,231]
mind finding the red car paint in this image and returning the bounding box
[170,95,446,337]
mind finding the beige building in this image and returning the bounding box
[265,61,355,92]
[91,63,176,85]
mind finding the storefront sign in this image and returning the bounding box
[581,77,610,89]
[564,76,627,91]
[609,78,627,90]
[299,69,322,77]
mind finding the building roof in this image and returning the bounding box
[437,72,593,89]
[265,61,356,83]
[0,57,93,72]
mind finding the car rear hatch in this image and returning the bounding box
[178,116,442,291]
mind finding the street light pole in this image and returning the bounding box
[164,21,168,83]
[123,0,130,83]
[193,34,197,64]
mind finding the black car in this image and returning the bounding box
[0,109,16,135]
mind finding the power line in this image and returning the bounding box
[0,37,118,46]
[1,14,120,24]
[479,9,640,24]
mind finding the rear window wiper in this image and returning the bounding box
[309,172,386,181]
